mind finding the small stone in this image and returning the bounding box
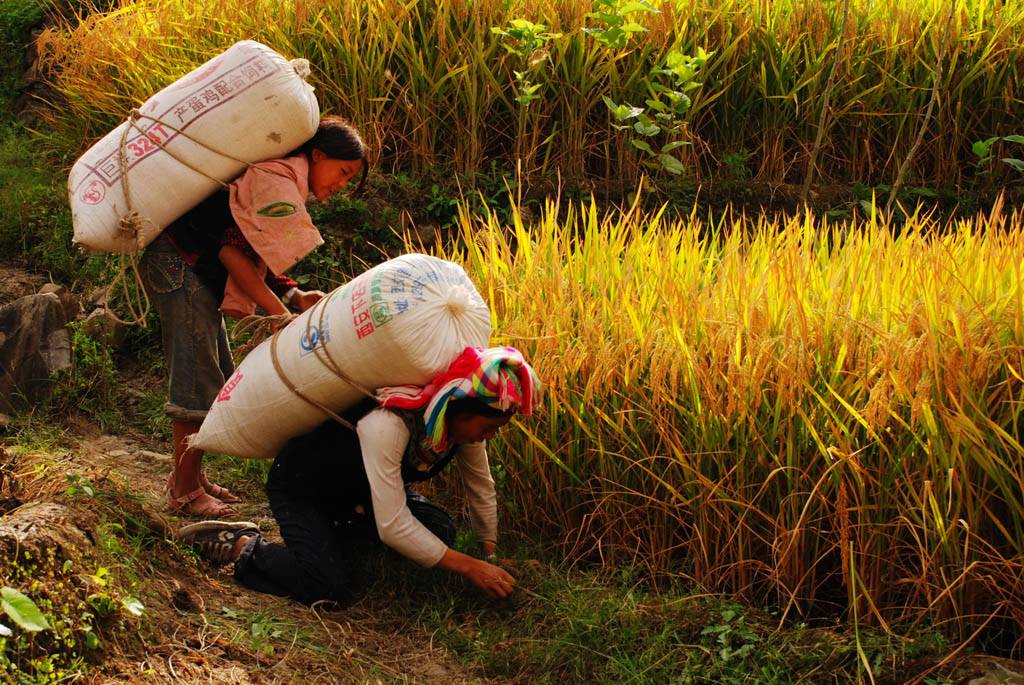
[138,450,172,463]
[88,285,113,308]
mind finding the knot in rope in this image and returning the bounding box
[230,313,298,363]
[115,211,150,251]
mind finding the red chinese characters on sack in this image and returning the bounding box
[79,180,106,205]
[350,281,376,340]
[217,372,244,402]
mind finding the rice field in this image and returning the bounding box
[40,0,1024,189]
[437,200,1024,651]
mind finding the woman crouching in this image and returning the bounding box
[179,346,541,604]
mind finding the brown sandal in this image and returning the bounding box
[167,486,236,518]
[200,472,242,504]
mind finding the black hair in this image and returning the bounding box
[446,397,516,420]
[298,114,368,195]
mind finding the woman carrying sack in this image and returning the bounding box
[143,115,367,517]
[178,346,541,604]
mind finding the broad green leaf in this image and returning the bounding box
[659,154,686,174]
[634,119,660,136]
[661,141,689,153]
[1003,135,1024,145]
[603,96,643,121]
[587,12,620,25]
[1,587,50,632]
[631,139,655,154]
[1003,158,1024,171]
[972,140,993,157]
[620,1,659,14]
[665,51,688,68]
[620,22,649,34]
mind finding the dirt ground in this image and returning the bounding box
[3,422,484,683]
[0,260,486,683]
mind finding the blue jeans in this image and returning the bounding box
[233,422,456,606]
[141,233,233,422]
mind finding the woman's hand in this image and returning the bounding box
[436,548,518,599]
[291,289,325,312]
[218,245,287,317]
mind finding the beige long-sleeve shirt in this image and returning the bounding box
[355,408,498,567]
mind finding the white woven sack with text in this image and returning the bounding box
[68,40,319,253]
[192,254,492,459]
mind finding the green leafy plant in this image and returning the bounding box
[249,615,284,656]
[47,322,121,430]
[65,473,96,498]
[700,607,761,663]
[583,0,659,50]
[604,48,712,175]
[491,19,562,168]
[427,183,460,227]
[491,19,561,108]
[972,134,1024,175]
[1,586,50,633]
[722,149,752,180]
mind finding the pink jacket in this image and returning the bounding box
[221,155,323,316]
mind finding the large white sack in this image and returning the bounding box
[68,40,319,253]
[193,254,492,459]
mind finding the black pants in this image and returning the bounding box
[233,420,456,606]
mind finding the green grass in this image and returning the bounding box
[0,0,50,127]
[367,538,950,684]
[0,132,109,282]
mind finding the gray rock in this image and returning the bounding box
[412,223,440,248]
[0,293,72,413]
[88,285,114,308]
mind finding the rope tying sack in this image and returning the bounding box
[230,312,297,362]
[108,107,383,434]
[102,108,295,328]
[266,305,378,432]
[229,295,381,432]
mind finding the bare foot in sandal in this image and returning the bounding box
[167,486,236,518]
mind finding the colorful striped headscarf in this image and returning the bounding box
[377,346,541,452]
